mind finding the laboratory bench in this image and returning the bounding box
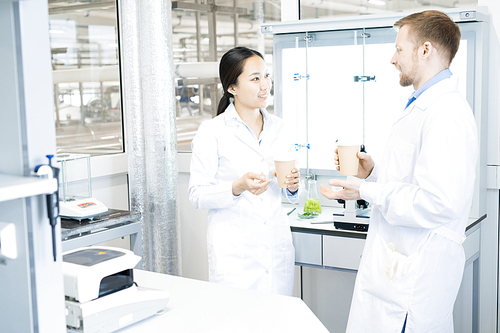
[285,202,486,333]
[61,209,142,256]
[286,203,485,270]
[112,269,329,333]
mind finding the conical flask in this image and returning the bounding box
[303,179,322,214]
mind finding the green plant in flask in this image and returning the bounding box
[303,179,322,214]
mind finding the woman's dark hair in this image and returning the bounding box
[217,47,264,116]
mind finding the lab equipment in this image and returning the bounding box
[304,179,322,214]
[332,176,370,231]
[57,154,107,220]
[297,179,322,219]
[34,155,60,261]
[63,246,169,333]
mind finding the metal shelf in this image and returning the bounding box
[0,174,57,203]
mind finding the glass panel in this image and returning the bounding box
[275,25,473,173]
[173,9,217,152]
[300,0,479,20]
[49,2,123,156]
[277,31,364,171]
[362,29,409,163]
[172,0,280,152]
[363,28,469,163]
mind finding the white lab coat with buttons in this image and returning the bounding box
[189,103,297,296]
[346,75,478,333]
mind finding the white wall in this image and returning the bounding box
[178,152,209,281]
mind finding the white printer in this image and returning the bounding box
[63,246,169,333]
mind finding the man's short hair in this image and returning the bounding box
[394,10,461,65]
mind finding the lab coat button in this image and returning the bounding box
[266,270,269,274]
[260,197,264,201]
[264,220,267,224]
[261,158,265,162]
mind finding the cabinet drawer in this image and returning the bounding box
[292,232,322,266]
[323,235,365,270]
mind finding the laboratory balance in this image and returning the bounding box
[332,198,370,232]
[299,177,370,232]
[57,154,108,220]
[63,246,169,333]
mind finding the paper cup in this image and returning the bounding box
[337,145,360,176]
[274,153,296,188]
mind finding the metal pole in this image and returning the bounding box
[195,0,202,62]
[207,0,218,116]
[362,28,366,144]
[195,0,204,115]
[305,32,311,179]
[233,0,239,47]
[54,84,61,127]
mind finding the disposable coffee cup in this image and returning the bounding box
[337,143,360,176]
[274,153,296,188]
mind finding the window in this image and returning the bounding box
[49,1,123,156]
[49,1,477,155]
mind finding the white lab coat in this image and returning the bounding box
[346,75,478,333]
[189,103,297,296]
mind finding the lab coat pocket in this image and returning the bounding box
[358,233,421,309]
[385,138,414,181]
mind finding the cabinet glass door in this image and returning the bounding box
[274,23,475,174]
[276,30,364,171]
[363,27,469,163]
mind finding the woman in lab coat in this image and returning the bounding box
[189,47,299,296]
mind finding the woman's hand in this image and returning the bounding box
[284,168,300,193]
[273,168,300,193]
[232,172,271,196]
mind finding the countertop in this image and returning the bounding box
[285,202,486,237]
[113,269,329,333]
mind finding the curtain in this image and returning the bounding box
[119,0,181,275]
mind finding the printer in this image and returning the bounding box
[63,246,169,333]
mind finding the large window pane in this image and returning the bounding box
[172,0,280,152]
[49,1,123,156]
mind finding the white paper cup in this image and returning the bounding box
[274,153,296,188]
[337,145,360,176]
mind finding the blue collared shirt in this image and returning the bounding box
[405,68,452,109]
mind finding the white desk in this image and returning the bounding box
[114,270,328,333]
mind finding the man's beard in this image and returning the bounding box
[399,55,418,87]
[399,71,415,87]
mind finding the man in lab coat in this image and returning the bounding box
[320,10,478,333]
